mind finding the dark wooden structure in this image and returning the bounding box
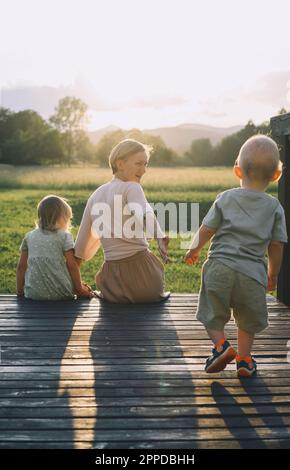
[0,294,290,449]
[271,113,290,306]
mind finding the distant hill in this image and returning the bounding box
[144,123,243,152]
[88,123,242,153]
[88,125,121,144]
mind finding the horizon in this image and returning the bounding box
[1,0,290,130]
[87,122,245,132]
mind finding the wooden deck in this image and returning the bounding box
[0,293,290,449]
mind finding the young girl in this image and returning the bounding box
[16,195,92,300]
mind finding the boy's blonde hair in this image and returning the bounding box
[238,135,281,182]
[37,195,72,231]
[109,139,152,174]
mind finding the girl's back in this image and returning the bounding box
[20,228,75,300]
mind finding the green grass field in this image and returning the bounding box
[0,165,278,294]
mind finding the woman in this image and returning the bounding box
[74,139,170,303]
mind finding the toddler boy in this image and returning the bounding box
[185,135,288,377]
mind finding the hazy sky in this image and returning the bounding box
[1,0,290,129]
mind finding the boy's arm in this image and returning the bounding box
[16,251,28,296]
[64,250,92,297]
[267,240,284,291]
[184,224,217,264]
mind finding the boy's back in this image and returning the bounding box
[185,135,288,377]
[203,187,287,287]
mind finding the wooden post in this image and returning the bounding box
[270,113,290,306]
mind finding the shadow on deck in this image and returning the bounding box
[0,294,290,449]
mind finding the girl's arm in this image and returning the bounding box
[64,250,93,298]
[16,251,28,296]
[184,224,217,264]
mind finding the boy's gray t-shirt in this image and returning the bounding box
[203,188,288,287]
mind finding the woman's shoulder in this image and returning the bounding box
[106,179,141,189]
[89,180,143,200]
[125,181,145,195]
[126,181,141,189]
[87,181,114,200]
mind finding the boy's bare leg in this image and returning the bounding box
[237,328,255,358]
[206,328,226,352]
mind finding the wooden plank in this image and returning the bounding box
[0,427,290,442]
[1,415,290,430]
[6,320,290,327]
[0,395,290,407]
[0,359,288,368]
[1,385,290,399]
[0,342,283,348]
[0,369,289,380]
[1,333,289,340]
[0,305,288,312]
[1,344,288,352]
[0,439,288,449]
[2,377,290,388]
[1,404,290,419]
[1,350,288,360]
[0,358,290,377]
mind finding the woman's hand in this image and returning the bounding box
[157,236,170,264]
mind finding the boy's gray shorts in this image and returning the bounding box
[196,259,268,334]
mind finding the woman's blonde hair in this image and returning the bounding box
[109,139,152,174]
[36,195,72,231]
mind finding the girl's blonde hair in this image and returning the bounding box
[109,139,152,174]
[37,195,72,231]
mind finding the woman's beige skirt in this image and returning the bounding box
[96,249,168,303]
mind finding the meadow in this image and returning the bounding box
[0,165,278,294]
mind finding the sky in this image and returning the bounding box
[1,0,290,130]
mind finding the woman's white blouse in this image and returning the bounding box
[74,178,164,261]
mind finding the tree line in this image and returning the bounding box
[183,107,287,166]
[0,97,92,166]
[0,96,287,167]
